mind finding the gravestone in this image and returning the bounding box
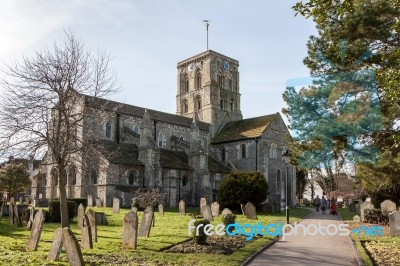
[138,206,154,237]
[27,207,35,230]
[244,202,257,220]
[95,212,108,225]
[211,202,220,217]
[14,204,22,226]
[48,228,63,261]
[360,201,374,222]
[389,211,400,236]
[77,204,85,229]
[87,195,93,207]
[158,204,164,216]
[222,208,232,216]
[381,200,397,213]
[62,227,85,266]
[200,198,207,209]
[80,214,93,249]
[86,209,97,243]
[179,200,185,216]
[353,215,361,223]
[201,204,213,221]
[95,197,103,207]
[240,204,245,215]
[348,202,357,212]
[122,211,138,249]
[113,198,120,214]
[26,209,44,251]
[131,197,138,213]
[131,206,138,213]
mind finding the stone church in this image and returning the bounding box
[31,49,296,210]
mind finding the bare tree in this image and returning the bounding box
[0,31,118,227]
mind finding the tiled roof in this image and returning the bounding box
[211,114,277,144]
[96,140,143,166]
[83,94,210,131]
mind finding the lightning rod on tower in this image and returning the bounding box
[203,20,210,51]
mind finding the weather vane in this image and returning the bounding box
[203,20,210,51]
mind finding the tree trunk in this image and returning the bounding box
[59,168,70,228]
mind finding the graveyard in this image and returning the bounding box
[0,204,310,265]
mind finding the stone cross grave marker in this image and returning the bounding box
[77,204,85,229]
[26,209,44,251]
[48,228,63,261]
[200,197,207,209]
[211,202,220,217]
[81,214,93,249]
[360,201,374,222]
[87,195,93,207]
[158,204,164,216]
[381,200,397,213]
[179,200,185,216]
[201,204,213,221]
[389,211,400,236]
[122,211,138,249]
[113,198,120,214]
[222,208,232,217]
[138,206,154,237]
[86,209,97,243]
[244,202,257,220]
[62,227,85,266]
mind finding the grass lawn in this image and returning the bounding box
[337,207,400,266]
[0,207,310,265]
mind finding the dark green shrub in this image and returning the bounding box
[192,219,210,245]
[67,198,88,208]
[48,200,77,222]
[364,209,389,225]
[218,171,269,211]
[222,213,236,233]
[33,209,51,223]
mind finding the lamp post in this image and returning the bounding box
[282,149,291,224]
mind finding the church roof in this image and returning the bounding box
[211,113,277,144]
[84,95,210,131]
[96,140,143,166]
[160,149,192,170]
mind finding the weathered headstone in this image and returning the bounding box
[211,202,220,217]
[131,206,138,213]
[62,227,85,266]
[112,198,120,214]
[222,208,232,216]
[353,215,361,223]
[122,211,138,249]
[80,214,93,249]
[86,209,97,243]
[200,197,207,209]
[389,211,400,236]
[201,204,213,221]
[381,200,397,213]
[158,204,164,216]
[14,204,22,226]
[87,195,93,207]
[95,197,103,207]
[77,204,85,229]
[360,201,374,222]
[26,209,44,251]
[48,228,63,261]
[179,200,185,216]
[240,204,245,215]
[138,206,154,237]
[244,202,257,220]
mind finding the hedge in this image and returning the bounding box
[48,200,77,222]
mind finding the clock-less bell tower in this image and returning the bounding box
[176,50,243,138]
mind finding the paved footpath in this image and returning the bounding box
[247,208,359,266]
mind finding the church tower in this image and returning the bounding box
[176,50,243,137]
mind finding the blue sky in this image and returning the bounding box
[0,0,316,119]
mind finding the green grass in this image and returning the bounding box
[0,207,310,265]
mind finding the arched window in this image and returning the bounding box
[69,165,77,185]
[220,96,225,110]
[230,98,234,111]
[182,175,188,187]
[218,72,224,88]
[133,125,141,135]
[158,131,166,148]
[221,148,226,161]
[51,168,58,186]
[105,121,112,139]
[270,143,277,159]
[182,99,188,114]
[128,171,134,185]
[91,168,98,185]
[42,172,47,187]
[184,73,189,93]
[179,135,184,141]
[241,144,246,159]
[195,96,202,111]
[277,169,281,192]
[127,170,141,186]
[196,71,202,89]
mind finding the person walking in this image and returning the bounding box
[321,196,327,214]
[314,195,321,212]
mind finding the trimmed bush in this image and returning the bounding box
[192,219,210,245]
[48,200,77,222]
[67,198,88,208]
[364,209,389,225]
[222,213,236,233]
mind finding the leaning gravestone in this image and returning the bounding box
[179,200,185,216]
[158,204,164,216]
[113,198,120,214]
[211,202,220,217]
[26,209,44,251]
[244,202,257,220]
[87,195,93,207]
[200,198,207,209]
[353,215,361,223]
[222,208,232,216]
[62,227,85,266]
[27,207,35,230]
[389,211,400,236]
[48,228,63,261]
[122,211,138,249]
[360,201,374,222]
[77,204,85,229]
[201,204,213,221]
[95,197,103,207]
[80,214,93,249]
[138,206,154,237]
[86,209,97,243]
[381,200,397,213]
